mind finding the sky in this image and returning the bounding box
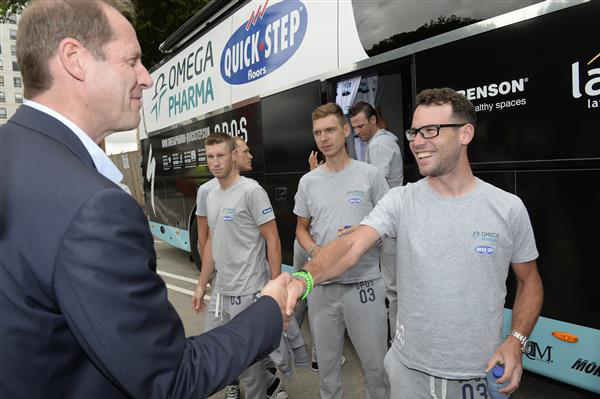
[105,129,138,155]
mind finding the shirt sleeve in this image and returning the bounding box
[361,188,399,240]
[195,186,209,216]
[293,178,311,219]
[510,198,539,263]
[248,186,275,226]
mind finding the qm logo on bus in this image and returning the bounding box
[221,0,308,85]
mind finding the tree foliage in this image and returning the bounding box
[0,0,209,68]
[0,0,28,19]
[367,15,481,57]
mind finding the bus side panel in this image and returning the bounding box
[414,0,600,164]
[502,311,600,395]
[258,174,303,266]
[414,1,600,392]
[261,81,322,264]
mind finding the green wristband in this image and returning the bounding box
[292,270,314,300]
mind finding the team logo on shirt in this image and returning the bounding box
[475,246,495,255]
[472,231,498,255]
[262,207,273,214]
[347,190,366,205]
[223,207,236,222]
[472,231,499,242]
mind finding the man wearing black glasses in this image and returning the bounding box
[287,88,543,398]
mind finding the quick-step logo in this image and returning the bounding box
[221,0,307,85]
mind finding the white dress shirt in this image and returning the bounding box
[23,99,124,186]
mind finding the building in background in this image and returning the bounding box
[0,12,22,126]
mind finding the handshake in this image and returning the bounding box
[260,273,308,329]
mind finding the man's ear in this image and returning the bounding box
[369,115,377,126]
[343,122,351,138]
[57,38,88,81]
[459,123,475,146]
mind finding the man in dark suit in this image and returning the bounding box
[0,1,292,398]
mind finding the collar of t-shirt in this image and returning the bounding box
[22,99,124,185]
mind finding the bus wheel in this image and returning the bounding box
[189,219,202,272]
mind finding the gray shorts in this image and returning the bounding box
[384,352,491,399]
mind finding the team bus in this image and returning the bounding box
[139,0,599,394]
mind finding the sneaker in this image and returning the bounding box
[311,346,318,372]
[224,384,240,399]
[266,377,288,399]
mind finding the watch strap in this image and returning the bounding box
[508,330,528,352]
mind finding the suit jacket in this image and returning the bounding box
[0,105,282,399]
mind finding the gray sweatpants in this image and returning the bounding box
[204,291,275,399]
[381,237,397,343]
[308,278,389,399]
[384,352,490,399]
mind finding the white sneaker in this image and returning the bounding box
[224,384,240,399]
[266,377,288,399]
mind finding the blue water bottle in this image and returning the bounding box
[486,364,510,399]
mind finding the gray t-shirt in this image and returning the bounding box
[207,176,275,295]
[195,177,220,217]
[365,129,403,188]
[294,160,389,284]
[361,178,538,379]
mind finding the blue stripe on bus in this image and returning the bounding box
[148,222,191,252]
[502,309,600,394]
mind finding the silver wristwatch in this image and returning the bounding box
[508,330,532,354]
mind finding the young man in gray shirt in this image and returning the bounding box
[193,133,283,399]
[194,137,291,399]
[349,101,403,338]
[288,89,544,398]
[294,103,390,399]
[194,137,253,264]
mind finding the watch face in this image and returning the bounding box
[523,340,534,355]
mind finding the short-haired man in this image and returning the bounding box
[0,1,291,398]
[288,88,544,398]
[294,103,390,399]
[349,101,403,188]
[193,137,295,399]
[193,133,284,399]
[194,136,253,268]
[349,101,403,337]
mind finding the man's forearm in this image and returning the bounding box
[296,225,316,254]
[304,235,360,284]
[510,275,544,336]
[197,240,215,287]
[198,237,208,261]
[266,238,282,279]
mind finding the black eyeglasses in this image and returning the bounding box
[405,123,467,142]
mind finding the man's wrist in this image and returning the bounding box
[507,330,531,353]
[292,269,314,300]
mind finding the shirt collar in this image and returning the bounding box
[23,99,123,184]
